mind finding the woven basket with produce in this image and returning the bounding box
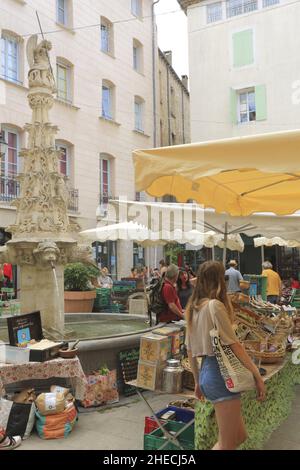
[242,339,286,364]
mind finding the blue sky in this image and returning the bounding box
[155,0,189,78]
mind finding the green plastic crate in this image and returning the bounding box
[244,275,267,301]
[144,420,194,450]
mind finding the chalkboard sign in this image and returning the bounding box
[119,348,140,396]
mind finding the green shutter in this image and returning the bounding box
[255,85,267,121]
[232,30,254,67]
[230,88,238,124]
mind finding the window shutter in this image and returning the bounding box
[255,85,267,121]
[230,88,238,124]
[232,29,254,67]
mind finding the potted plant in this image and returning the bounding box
[64,263,99,313]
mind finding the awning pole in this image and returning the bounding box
[212,246,215,261]
[261,245,265,265]
[223,222,228,266]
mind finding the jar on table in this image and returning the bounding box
[162,359,183,393]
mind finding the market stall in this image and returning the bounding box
[132,128,300,449]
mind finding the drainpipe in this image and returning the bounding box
[181,87,185,144]
[167,67,171,145]
[152,0,160,148]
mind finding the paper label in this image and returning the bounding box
[45,393,57,411]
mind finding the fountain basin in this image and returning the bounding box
[0,313,157,393]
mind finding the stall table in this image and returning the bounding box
[0,357,88,400]
[195,357,300,450]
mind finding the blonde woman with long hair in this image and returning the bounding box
[186,261,265,450]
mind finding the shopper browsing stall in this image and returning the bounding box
[186,261,265,450]
[262,261,282,304]
[225,260,243,293]
[177,269,193,309]
[160,264,184,323]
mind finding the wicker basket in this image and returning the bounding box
[181,358,202,390]
[243,340,286,364]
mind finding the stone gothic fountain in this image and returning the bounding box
[0,35,89,336]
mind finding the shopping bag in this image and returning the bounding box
[81,369,119,408]
[208,300,255,393]
[0,398,36,439]
[35,403,77,440]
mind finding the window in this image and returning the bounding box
[56,61,72,103]
[134,96,144,132]
[56,144,69,176]
[133,39,143,73]
[230,85,267,124]
[57,0,67,25]
[131,0,142,17]
[101,17,113,54]
[263,0,279,6]
[1,35,19,84]
[102,82,115,120]
[1,128,18,178]
[99,155,112,204]
[238,89,256,123]
[232,29,254,67]
[207,2,222,23]
[226,0,257,18]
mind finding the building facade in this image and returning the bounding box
[0,0,157,278]
[178,0,300,142]
[178,0,300,277]
[158,49,190,147]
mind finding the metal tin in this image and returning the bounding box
[162,359,183,393]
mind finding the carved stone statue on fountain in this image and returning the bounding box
[0,36,91,336]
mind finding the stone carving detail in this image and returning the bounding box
[9,35,79,239]
[33,240,60,267]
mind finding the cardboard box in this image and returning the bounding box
[140,334,169,363]
[6,311,67,362]
[137,360,166,391]
[152,326,181,356]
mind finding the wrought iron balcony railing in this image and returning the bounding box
[0,176,79,212]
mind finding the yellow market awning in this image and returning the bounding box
[133,129,300,216]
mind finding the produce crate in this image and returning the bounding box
[94,288,112,312]
[244,275,267,301]
[144,420,194,450]
[290,289,300,308]
[144,406,194,434]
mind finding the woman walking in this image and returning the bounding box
[186,261,265,450]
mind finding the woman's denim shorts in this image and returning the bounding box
[199,356,241,404]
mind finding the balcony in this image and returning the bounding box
[0,176,79,213]
[0,177,20,203]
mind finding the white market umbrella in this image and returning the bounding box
[254,236,300,248]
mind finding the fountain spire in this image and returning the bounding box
[0,35,89,336]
